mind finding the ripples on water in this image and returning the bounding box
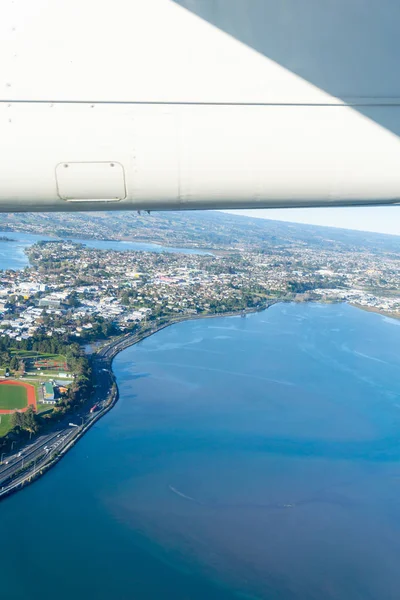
[1,303,400,600]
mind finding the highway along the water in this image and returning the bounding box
[2,304,400,600]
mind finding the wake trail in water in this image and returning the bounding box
[168,483,355,510]
[169,486,203,505]
[143,361,294,386]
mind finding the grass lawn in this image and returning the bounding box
[0,385,28,410]
[37,403,54,415]
[10,350,38,357]
[32,353,67,363]
[0,392,51,438]
[10,350,66,360]
[0,414,11,437]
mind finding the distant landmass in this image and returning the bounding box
[1,210,400,254]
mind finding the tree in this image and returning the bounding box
[16,360,26,377]
[0,350,11,365]
[23,407,39,434]
[10,356,19,371]
[67,292,81,308]
[11,411,24,430]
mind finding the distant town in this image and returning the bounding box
[0,235,398,350]
[0,210,399,499]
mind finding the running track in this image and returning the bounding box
[0,380,37,414]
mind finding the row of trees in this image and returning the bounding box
[0,331,68,355]
[55,341,92,415]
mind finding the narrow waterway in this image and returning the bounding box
[0,231,209,271]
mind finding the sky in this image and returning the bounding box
[225,206,400,236]
[187,0,400,240]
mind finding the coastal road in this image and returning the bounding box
[0,332,127,498]
[0,422,85,488]
[0,309,267,500]
[0,318,227,487]
[0,342,115,498]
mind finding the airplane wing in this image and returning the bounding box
[1,0,400,212]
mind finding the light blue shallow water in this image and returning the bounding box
[0,232,53,270]
[1,303,400,599]
[0,231,208,271]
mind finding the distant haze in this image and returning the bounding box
[225,206,400,236]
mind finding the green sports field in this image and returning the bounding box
[0,385,27,410]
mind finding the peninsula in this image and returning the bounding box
[0,209,398,497]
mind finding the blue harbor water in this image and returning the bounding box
[0,231,209,271]
[0,232,54,270]
[1,303,400,599]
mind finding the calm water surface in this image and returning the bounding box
[0,232,54,270]
[1,304,400,599]
[0,231,208,271]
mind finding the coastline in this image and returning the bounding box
[0,303,272,502]
[1,298,398,503]
[349,302,400,320]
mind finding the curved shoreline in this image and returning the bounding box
[0,305,271,502]
[2,299,397,502]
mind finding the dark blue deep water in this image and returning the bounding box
[1,303,400,600]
